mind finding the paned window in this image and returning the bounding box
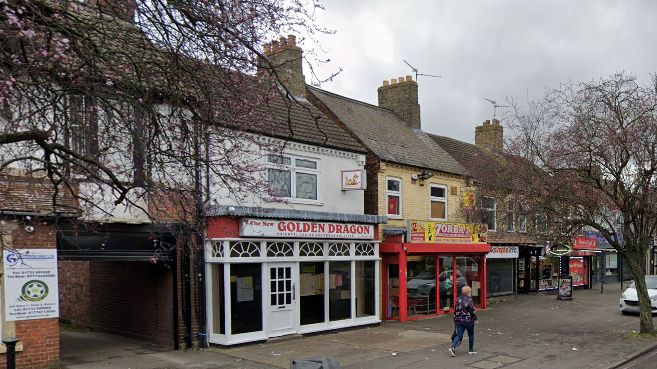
[507,201,516,232]
[430,184,448,220]
[387,177,402,217]
[481,197,497,231]
[267,155,319,200]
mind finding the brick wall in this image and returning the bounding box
[0,218,60,369]
[377,162,467,233]
[58,260,175,347]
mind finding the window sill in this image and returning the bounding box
[265,198,324,206]
[387,215,403,220]
[429,218,448,222]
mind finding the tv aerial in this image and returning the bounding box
[403,60,441,81]
[483,98,509,120]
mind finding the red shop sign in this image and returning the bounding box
[574,237,596,250]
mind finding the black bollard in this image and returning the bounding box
[3,337,19,369]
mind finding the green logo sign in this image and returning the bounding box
[20,280,49,302]
[548,244,572,257]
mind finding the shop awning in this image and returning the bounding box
[205,205,387,224]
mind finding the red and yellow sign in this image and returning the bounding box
[410,221,488,243]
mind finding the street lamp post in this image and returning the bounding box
[3,337,19,369]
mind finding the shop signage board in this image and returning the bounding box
[3,249,59,321]
[557,276,573,300]
[547,244,572,257]
[486,245,519,259]
[240,218,375,239]
[341,169,366,190]
[409,221,488,243]
[574,237,596,249]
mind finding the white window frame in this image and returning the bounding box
[507,201,516,232]
[518,204,528,233]
[266,154,321,204]
[481,197,497,232]
[429,184,448,221]
[386,177,402,219]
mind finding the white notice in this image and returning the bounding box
[3,249,59,321]
[236,276,254,302]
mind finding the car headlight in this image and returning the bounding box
[621,293,626,299]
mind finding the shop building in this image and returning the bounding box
[309,76,495,322]
[204,214,383,344]
[430,126,541,298]
[201,36,387,344]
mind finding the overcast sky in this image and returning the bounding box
[307,0,657,143]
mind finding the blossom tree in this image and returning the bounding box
[476,73,657,333]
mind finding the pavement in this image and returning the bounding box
[61,283,657,369]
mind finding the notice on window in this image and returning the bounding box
[236,276,254,302]
[3,249,59,321]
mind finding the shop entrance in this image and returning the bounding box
[268,263,298,337]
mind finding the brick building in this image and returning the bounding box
[0,176,78,369]
[309,77,491,322]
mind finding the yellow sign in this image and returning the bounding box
[410,221,488,243]
[463,191,475,210]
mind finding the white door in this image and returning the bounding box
[268,263,298,336]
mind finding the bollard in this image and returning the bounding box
[3,337,19,369]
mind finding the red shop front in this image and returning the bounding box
[381,221,490,322]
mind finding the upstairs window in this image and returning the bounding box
[267,155,318,200]
[507,201,516,232]
[518,205,528,233]
[481,197,497,231]
[386,177,402,217]
[430,184,448,220]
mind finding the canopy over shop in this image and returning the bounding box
[381,221,490,322]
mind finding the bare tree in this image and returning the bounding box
[474,73,657,333]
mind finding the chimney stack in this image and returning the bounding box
[377,75,421,129]
[260,35,306,97]
[475,119,504,153]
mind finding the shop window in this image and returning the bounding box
[386,177,402,217]
[299,242,324,257]
[210,264,225,334]
[538,256,559,290]
[355,243,375,257]
[456,256,482,305]
[487,259,514,296]
[300,262,325,325]
[439,256,456,311]
[328,242,350,257]
[355,261,376,317]
[506,201,516,232]
[229,241,261,258]
[267,155,319,200]
[481,197,497,231]
[329,261,351,321]
[266,242,294,257]
[430,185,448,220]
[407,256,437,316]
[230,263,262,334]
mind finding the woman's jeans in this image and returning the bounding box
[451,321,475,352]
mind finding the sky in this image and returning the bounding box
[305,0,657,143]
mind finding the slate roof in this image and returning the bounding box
[429,134,502,177]
[259,89,367,154]
[308,86,464,175]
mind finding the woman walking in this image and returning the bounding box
[449,286,477,356]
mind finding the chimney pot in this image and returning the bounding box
[398,76,405,82]
[287,34,296,46]
[406,75,413,81]
[279,36,287,46]
[383,80,389,86]
[391,78,398,84]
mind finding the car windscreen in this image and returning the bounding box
[628,277,657,289]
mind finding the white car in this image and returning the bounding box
[619,276,657,314]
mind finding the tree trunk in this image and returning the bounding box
[626,255,655,334]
